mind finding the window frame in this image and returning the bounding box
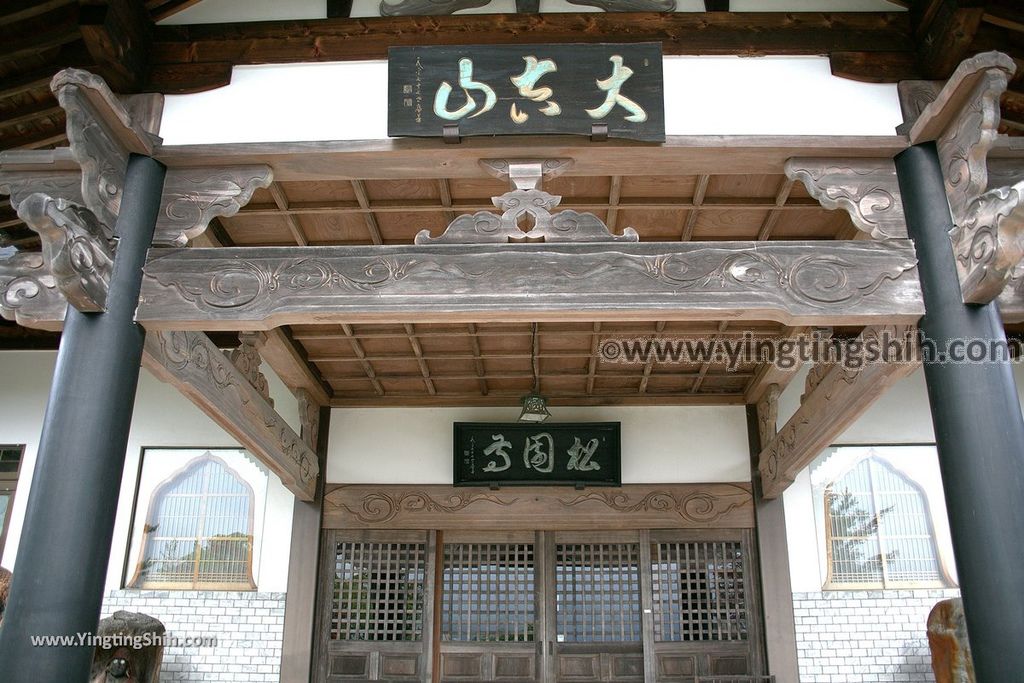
[127,451,258,591]
[822,453,951,591]
[0,444,25,559]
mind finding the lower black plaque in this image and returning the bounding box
[454,422,621,487]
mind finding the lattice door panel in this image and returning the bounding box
[316,530,433,683]
[649,530,762,682]
[439,533,539,682]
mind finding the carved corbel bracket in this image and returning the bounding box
[952,180,1024,303]
[0,251,66,331]
[17,193,114,313]
[296,388,321,451]
[156,166,274,246]
[756,384,780,452]
[230,331,273,405]
[50,68,161,234]
[785,159,907,239]
[479,158,575,186]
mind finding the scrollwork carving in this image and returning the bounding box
[379,0,491,14]
[951,180,1024,304]
[563,487,747,525]
[230,331,272,404]
[784,159,907,239]
[156,166,274,246]
[17,193,114,312]
[296,388,320,450]
[756,383,780,449]
[341,490,518,524]
[415,186,638,244]
[0,251,66,330]
[565,0,676,10]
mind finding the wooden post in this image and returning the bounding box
[0,154,166,682]
[280,406,331,682]
[895,142,1024,683]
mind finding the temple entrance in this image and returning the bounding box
[314,528,762,682]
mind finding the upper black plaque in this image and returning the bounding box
[388,43,664,142]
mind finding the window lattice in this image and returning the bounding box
[442,543,535,642]
[651,541,747,642]
[555,543,641,642]
[826,458,943,587]
[135,456,252,589]
[331,541,426,641]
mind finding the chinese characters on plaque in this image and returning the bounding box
[388,44,664,142]
[454,423,621,487]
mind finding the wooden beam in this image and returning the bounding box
[150,12,912,84]
[136,240,922,330]
[742,326,809,404]
[260,327,333,407]
[323,483,755,530]
[153,135,912,181]
[1,22,80,63]
[78,0,152,92]
[142,329,319,500]
[0,0,75,27]
[148,0,205,22]
[829,51,921,83]
[758,326,920,499]
[0,101,64,130]
[915,0,986,79]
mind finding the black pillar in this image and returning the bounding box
[0,154,166,682]
[895,142,1024,681]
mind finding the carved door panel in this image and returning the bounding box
[315,530,435,683]
[438,532,540,683]
[546,532,646,683]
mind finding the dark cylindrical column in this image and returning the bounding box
[0,154,166,682]
[895,142,1024,682]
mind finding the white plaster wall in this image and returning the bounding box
[158,55,901,144]
[0,350,298,593]
[327,404,751,484]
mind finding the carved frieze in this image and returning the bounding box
[0,251,66,331]
[17,193,114,312]
[137,241,922,329]
[142,330,319,501]
[415,186,639,244]
[229,331,272,404]
[784,159,908,239]
[323,483,754,530]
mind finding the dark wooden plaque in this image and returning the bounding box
[388,43,664,142]
[454,422,621,487]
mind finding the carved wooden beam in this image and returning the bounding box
[784,158,907,239]
[758,325,920,499]
[260,327,333,407]
[137,240,922,330]
[324,483,753,530]
[379,0,491,14]
[296,388,320,450]
[16,193,114,313]
[755,383,780,450]
[229,331,273,405]
[142,330,319,501]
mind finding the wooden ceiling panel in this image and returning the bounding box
[771,208,854,240]
[448,177,509,200]
[376,211,447,243]
[706,174,784,199]
[545,175,611,199]
[691,208,768,240]
[220,214,296,245]
[363,178,439,202]
[298,213,374,244]
[279,180,357,203]
[619,175,697,199]
[616,208,685,240]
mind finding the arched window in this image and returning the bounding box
[131,454,255,590]
[824,457,946,589]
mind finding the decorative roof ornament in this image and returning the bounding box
[415,160,639,244]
